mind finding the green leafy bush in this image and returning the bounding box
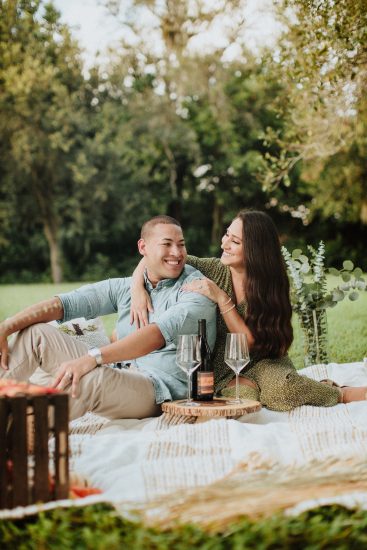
[282,242,366,365]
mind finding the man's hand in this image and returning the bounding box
[53,355,97,398]
[0,333,9,370]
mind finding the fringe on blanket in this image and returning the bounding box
[135,457,367,531]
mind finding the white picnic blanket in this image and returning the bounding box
[2,360,367,525]
[68,360,367,525]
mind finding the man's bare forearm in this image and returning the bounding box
[53,323,166,397]
[0,297,64,338]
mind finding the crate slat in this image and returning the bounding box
[0,392,69,509]
[53,394,69,500]
[33,395,50,503]
[0,398,9,508]
[10,396,28,507]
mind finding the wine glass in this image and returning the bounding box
[176,334,201,406]
[224,333,250,404]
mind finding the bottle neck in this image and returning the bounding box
[198,319,207,337]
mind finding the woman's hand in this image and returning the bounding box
[129,289,154,329]
[52,355,97,398]
[182,278,231,306]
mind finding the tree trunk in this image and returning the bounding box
[360,199,367,225]
[31,176,63,283]
[43,219,63,284]
[211,200,223,247]
[163,143,186,222]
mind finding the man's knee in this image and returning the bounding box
[11,323,47,348]
[11,322,74,369]
[16,322,55,339]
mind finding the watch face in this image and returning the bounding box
[89,348,102,364]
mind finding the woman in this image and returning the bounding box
[131,210,366,410]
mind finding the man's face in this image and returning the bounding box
[138,223,187,285]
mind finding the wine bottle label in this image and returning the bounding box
[197,372,214,394]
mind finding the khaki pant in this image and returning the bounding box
[1,323,161,421]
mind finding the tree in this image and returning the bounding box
[0,1,90,281]
[103,0,283,248]
[261,0,367,224]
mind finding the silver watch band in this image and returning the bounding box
[88,347,103,366]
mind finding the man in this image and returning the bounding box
[0,216,216,420]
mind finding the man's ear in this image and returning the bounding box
[138,238,146,256]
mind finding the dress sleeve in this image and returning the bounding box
[186,256,221,280]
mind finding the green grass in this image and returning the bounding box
[1,282,367,547]
[289,294,367,368]
[289,275,367,368]
[1,503,367,549]
[1,281,366,369]
[0,282,118,341]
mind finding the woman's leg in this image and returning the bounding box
[221,383,260,402]
[320,379,367,402]
[247,356,341,412]
[221,376,260,402]
[341,387,367,403]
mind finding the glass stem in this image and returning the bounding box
[236,373,239,401]
[187,372,192,403]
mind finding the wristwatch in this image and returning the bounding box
[87,347,103,366]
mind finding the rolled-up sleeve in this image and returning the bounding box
[57,279,128,322]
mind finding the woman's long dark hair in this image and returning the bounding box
[237,210,293,358]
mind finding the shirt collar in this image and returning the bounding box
[144,268,185,291]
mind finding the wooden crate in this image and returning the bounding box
[0,393,69,509]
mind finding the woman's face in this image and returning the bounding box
[220,217,245,270]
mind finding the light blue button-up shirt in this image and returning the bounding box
[57,266,216,403]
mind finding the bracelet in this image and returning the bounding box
[219,295,232,308]
[220,304,236,315]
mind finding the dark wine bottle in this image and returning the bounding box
[195,319,214,401]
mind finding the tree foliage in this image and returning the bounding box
[0,0,366,283]
[102,0,282,247]
[262,0,367,224]
[0,0,98,281]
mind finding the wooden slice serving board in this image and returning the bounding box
[162,397,261,417]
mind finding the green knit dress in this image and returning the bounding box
[186,255,340,411]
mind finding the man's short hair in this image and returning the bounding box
[141,215,182,239]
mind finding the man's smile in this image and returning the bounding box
[164,258,182,266]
